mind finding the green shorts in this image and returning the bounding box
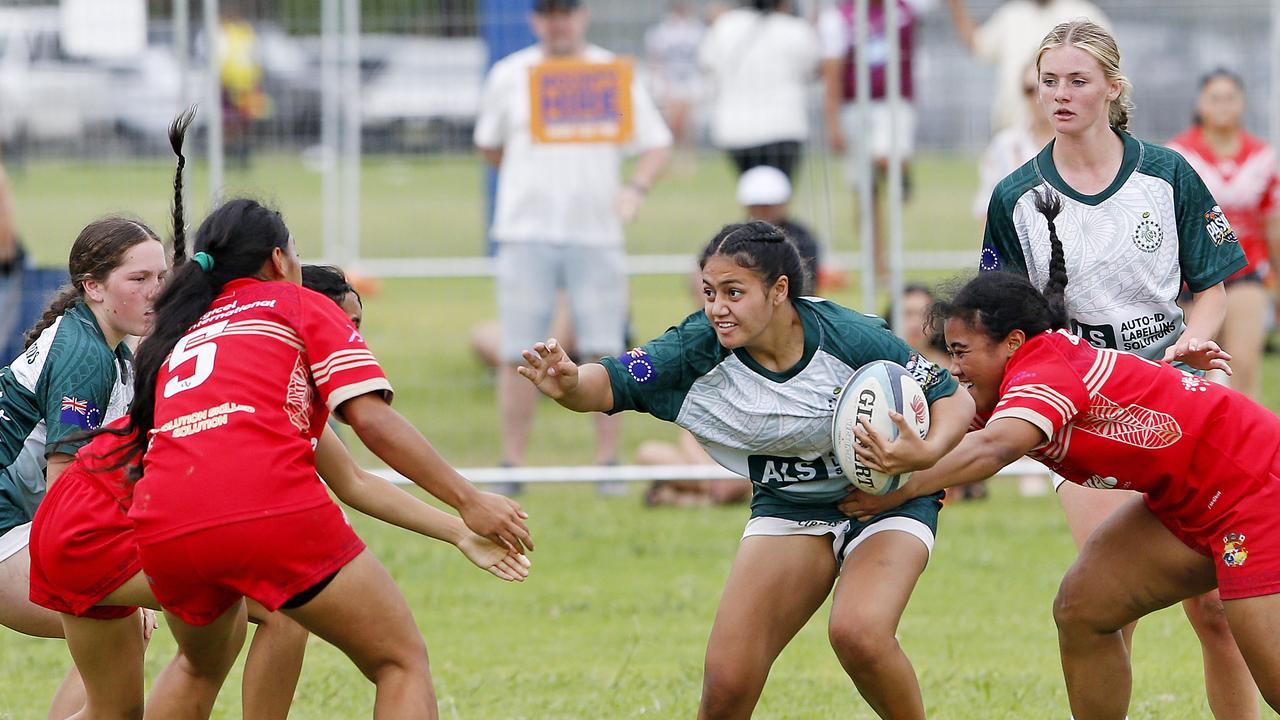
[742,492,943,565]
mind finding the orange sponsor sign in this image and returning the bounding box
[529,58,634,144]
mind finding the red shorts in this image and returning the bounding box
[136,503,365,626]
[1151,472,1280,601]
[29,469,141,621]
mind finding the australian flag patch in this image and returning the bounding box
[619,348,656,385]
[60,395,102,430]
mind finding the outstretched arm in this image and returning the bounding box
[314,426,530,581]
[841,416,1044,520]
[341,392,533,554]
[517,338,616,413]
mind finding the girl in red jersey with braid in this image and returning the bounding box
[26,119,530,717]
[94,190,531,718]
[841,191,1280,718]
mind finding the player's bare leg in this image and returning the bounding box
[698,534,837,720]
[46,669,87,720]
[0,546,87,718]
[242,600,309,720]
[145,600,249,720]
[497,362,539,466]
[829,530,929,720]
[1182,590,1259,720]
[1221,593,1280,712]
[281,550,435,720]
[60,610,148,720]
[1055,496,1217,720]
[1057,483,1140,650]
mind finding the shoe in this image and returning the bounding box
[489,460,523,497]
[596,480,630,497]
[488,481,525,497]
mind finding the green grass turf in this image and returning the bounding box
[2,152,1278,717]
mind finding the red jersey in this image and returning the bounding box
[1168,127,1280,280]
[65,417,135,508]
[130,279,391,542]
[983,331,1280,535]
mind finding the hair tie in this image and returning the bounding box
[192,251,215,272]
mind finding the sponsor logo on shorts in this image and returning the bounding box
[1204,206,1238,246]
[798,519,844,528]
[1223,533,1248,568]
[620,347,656,384]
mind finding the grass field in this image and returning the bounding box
[2,152,1279,717]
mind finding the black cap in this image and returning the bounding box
[534,0,581,12]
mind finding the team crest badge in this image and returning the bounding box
[1223,533,1248,567]
[620,348,656,384]
[1204,206,1239,246]
[1132,219,1162,253]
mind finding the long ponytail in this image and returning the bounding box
[1033,188,1069,330]
[169,106,196,266]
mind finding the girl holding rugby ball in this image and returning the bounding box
[519,221,974,719]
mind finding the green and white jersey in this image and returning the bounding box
[601,298,958,522]
[0,301,132,532]
[981,129,1246,360]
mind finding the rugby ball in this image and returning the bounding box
[831,360,930,496]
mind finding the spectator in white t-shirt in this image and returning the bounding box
[946,0,1110,131]
[474,0,672,495]
[698,0,820,180]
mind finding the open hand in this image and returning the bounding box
[1162,336,1232,375]
[517,338,581,399]
[458,533,532,582]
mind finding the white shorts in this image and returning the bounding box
[840,100,916,186]
[742,514,934,564]
[1051,473,1067,492]
[0,521,31,563]
[496,243,628,363]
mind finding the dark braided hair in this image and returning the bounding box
[22,218,161,350]
[699,220,809,298]
[22,109,191,352]
[934,189,1070,342]
[169,105,196,266]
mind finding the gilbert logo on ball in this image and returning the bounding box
[831,360,930,496]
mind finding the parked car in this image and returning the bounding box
[0,7,116,151]
[358,35,485,153]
